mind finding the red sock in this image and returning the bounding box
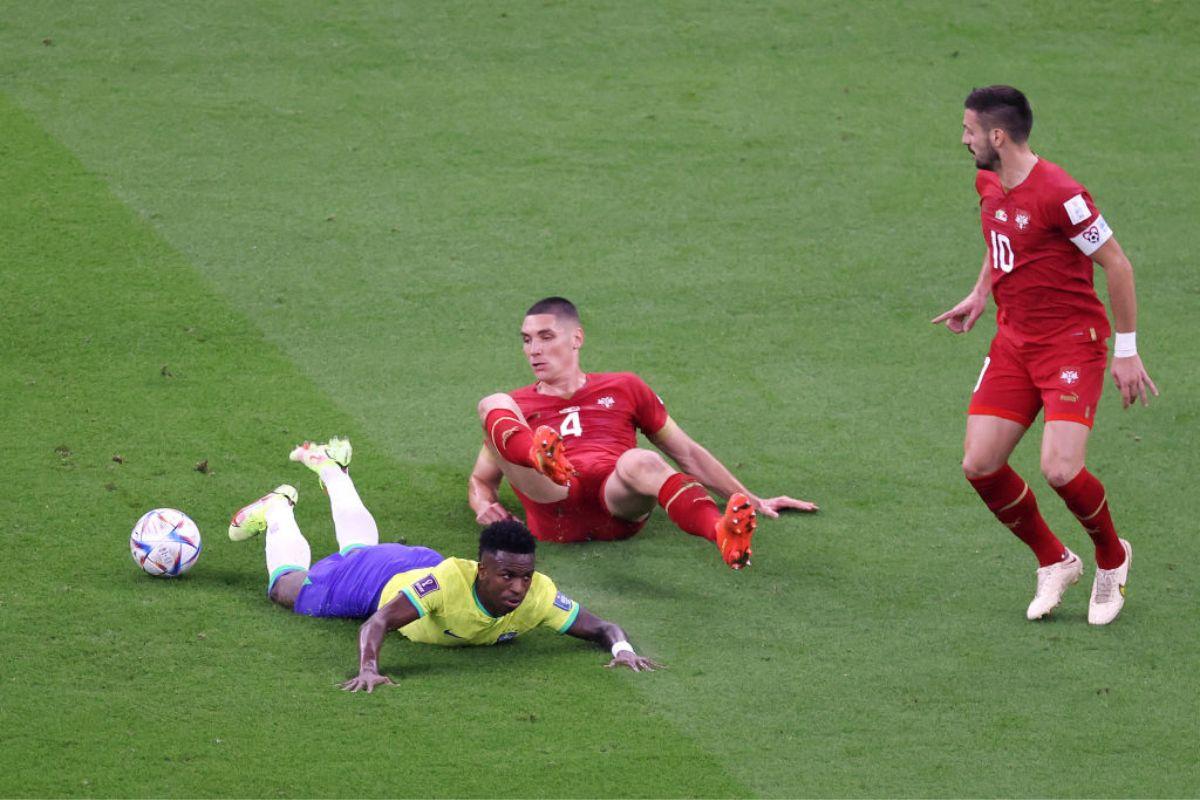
[484,409,535,468]
[1052,468,1125,570]
[968,465,1066,567]
[657,473,721,542]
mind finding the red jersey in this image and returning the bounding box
[976,158,1113,346]
[508,372,668,468]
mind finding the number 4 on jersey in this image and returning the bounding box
[560,410,582,438]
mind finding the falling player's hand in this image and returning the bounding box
[340,670,395,693]
[605,652,664,673]
[932,292,987,334]
[1111,355,1159,409]
[475,502,517,526]
[754,495,819,518]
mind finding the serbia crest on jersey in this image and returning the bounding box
[976,159,1113,346]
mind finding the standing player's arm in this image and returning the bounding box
[649,418,818,518]
[468,445,517,525]
[565,606,663,672]
[340,594,422,693]
[1092,238,1159,409]
[932,251,992,333]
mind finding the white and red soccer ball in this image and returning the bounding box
[130,508,202,577]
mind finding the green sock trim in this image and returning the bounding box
[339,543,370,556]
[268,564,307,593]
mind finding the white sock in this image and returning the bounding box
[321,464,379,551]
[264,500,311,580]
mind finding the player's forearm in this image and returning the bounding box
[1103,257,1138,333]
[971,252,993,298]
[467,475,501,516]
[356,616,389,674]
[676,443,747,500]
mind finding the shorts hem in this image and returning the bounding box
[1044,413,1096,428]
[967,406,1034,427]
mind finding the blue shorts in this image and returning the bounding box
[292,543,444,619]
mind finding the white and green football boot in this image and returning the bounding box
[228,484,298,541]
[289,436,352,477]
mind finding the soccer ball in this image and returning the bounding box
[130,508,202,577]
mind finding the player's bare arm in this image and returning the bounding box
[1092,237,1158,409]
[468,446,518,525]
[566,607,663,672]
[932,252,992,334]
[650,418,818,518]
[341,593,422,693]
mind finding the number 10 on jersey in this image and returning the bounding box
[990,230,1015,273]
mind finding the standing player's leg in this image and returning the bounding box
[1041,421,1131,625]
[604,448,756,569]
[289,437,378,553]
[963,415,1082,619]
[477,394,570,504]
[228,484,311,608]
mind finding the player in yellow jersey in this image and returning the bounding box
[228,437,661,692]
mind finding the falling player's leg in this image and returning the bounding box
[227,484,311,608]
[963,415,1081,619]
[604,448,756,569]
[1041,420,1131,625]
[477,394,570,504]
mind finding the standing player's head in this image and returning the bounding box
[521,296,584,383]
[475,520,538,614]
[962,85,1033,171]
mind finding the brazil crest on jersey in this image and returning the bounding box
[375,557,580,646]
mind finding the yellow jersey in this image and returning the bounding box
[376,557,580,646]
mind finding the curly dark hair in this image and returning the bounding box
[478,520,537,558]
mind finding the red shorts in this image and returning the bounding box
[968,332,1107,428]
[518,457,647,543]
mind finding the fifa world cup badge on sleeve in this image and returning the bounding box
[553,591,574,611]
[412,574,440,597]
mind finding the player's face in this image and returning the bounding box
[521,313,583,382]
[962,110,999,171]
[476,551,536,614]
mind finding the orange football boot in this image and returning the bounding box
[716,492,756,569]
[530,425,577,486]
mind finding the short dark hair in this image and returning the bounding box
[965,85,1033,144]
[525,296,580,324]
[479,520,537,559]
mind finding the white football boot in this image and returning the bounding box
[1026,549,1083,620]
[1088,539,1132,626]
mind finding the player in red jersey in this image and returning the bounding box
[934,86,1157,625]
[468,297,818,569]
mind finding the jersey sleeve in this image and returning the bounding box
[1048,185,1113,257]
[531,573,580,634]
[398,561,450,619]
[624,373,669,436]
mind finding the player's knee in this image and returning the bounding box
[1040,457,1082,488]
[477,393,517,422]
[617,448,672,485]
[961,453,1003,480]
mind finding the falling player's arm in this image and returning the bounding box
[468,446,517,525]
[1091,238,1158,409]
[649,417,818,518]
[340,593,422,693]
[932,251,992,333]
[565,606,662,672]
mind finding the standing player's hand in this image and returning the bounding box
[605,652,664,672]
[932,292,987,334]
[753,495,819,518]
[1111,355,1159,409]
[475,502,517,526]
[340,670,395,693]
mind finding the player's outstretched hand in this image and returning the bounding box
[605,652,664,673]
[1111,355,1159,409]
[340,670,395,693]
[754,495,819,518]
[475,502,517,526]
[932,292,987,334]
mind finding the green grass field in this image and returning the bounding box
[2,2,1198,797]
